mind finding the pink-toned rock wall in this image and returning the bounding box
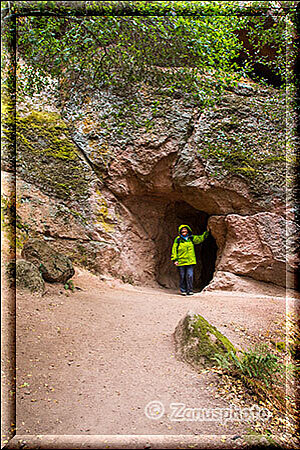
[7,80,298,293]
[208,213,297,289]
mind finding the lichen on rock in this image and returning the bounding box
[6,259,45,294]
[183,86,286,196]
[173,311,236,369]
[16,110,91,200]
[21,238,75,283]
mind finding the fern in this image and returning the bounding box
[214,344,286,388]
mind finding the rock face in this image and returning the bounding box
[173,311,236,369]
[208,213,289,288]
[7,79,298,293]
[21,239,75,283]
[6,260,45,294]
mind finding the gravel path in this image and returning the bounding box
[15,268,292,442]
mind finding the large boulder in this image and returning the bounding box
[208,213,297,288]
[21,238,75,283]
[6,259,45,294]
[173,311,236,369]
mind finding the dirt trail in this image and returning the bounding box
[15,268,293,440]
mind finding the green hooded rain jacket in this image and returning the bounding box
[171,224,209,266]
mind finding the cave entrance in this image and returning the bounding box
[154,201,218,291]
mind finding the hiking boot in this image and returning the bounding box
[187,291,194,296]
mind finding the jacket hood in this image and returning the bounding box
[178,224,192,234]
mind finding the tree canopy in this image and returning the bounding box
[4,0,296,105]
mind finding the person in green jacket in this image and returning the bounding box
[171,224,209,295]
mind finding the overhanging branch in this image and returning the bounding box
[4,0,296,19]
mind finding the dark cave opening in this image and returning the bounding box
[155,201,218,292]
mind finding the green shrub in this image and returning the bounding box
[213,344,285,388]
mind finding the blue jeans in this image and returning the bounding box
[178,265,194,293]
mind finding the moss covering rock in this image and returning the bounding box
[173,311,236,369]
[194,87,286,193]
[16,110,91,200]
[6,259,45,294]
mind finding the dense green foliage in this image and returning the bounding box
[15,7,240,102]
[8,1,295,104]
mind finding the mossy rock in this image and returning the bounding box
[173,311,236,369]
[16,110,91,200]
[6,259,45,294]
[195,90,286,195]
[22,238,75,283]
